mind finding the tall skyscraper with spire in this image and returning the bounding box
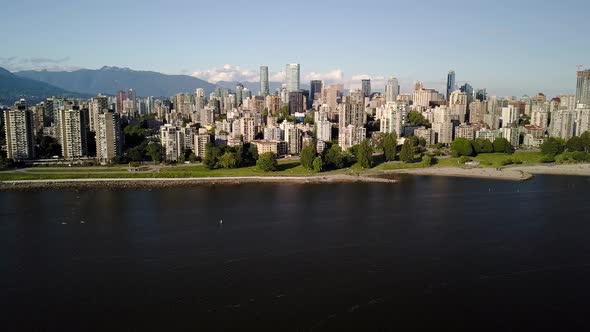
[446,70,456,101]
[260,66,269,96]
[286,63,300,93]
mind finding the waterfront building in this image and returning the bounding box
[4,108,35,160]
[96,112,122,163]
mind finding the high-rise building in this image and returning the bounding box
[127,89,137,114]
[550,109,576,140]
[576,69,590,106]
[286,63,300,93]
[379,103,408,136]
[4,108,35,160]
[96,112,122,163]
[446,71,456,100]
[260,66,269,96]
[361,79,371,99]
[385,77,400,103]
[57,109,88,159]
[316,120,332,143]
[160,124,182,162]
[309,80,323,108]
[449,91,468,123]
[89,95,109,132]
[338,125,366,151]
[288,91,305,114]
[501,105,519,127]
[116,90,127,114]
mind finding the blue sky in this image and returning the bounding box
[1,0,588,96]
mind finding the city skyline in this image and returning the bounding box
[1,1,589,96]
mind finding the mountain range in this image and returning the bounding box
[15,66,218,98]
[0,67,85,105]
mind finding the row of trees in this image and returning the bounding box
[541,132,590,162]
[451,137,514,157]
[203,143,258,169]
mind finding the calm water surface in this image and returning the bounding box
[2,175,590,331]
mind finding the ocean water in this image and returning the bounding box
[2,175,590,330]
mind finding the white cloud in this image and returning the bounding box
[0,56,79,72]
[191,65,345,85]
[191,64,259,83]
[304,69,343,83]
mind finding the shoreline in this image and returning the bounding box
[2,163,590,191]
[0,174,396,191]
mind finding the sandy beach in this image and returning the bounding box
[509,163,590,176]
[376,167,533,181]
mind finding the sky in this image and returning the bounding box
[1,0,589,96]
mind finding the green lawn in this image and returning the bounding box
[0,152,547,182]
[0,160,331,181]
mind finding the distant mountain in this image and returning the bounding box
[16,66,218,98]
[0,67,85,105]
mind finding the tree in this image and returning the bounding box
[313,156,324,172]
[189,152,198,163]
[203,143,222,169]
[399,139,414,163]
[304,112,315,125]
[256,152,277,171]
[356,139,374,168]
[36,135,62,158]
[218,151,238,169]
[146,142,163,164]
[451,138,474,157]
[300,142,316,169]
[566,136,585,152]
[541,137,565,156]
[493,137,514,154]
[382,132,397,161]
[127,144,146,162]
[407,111,430,127]
[324,144,345,169]
[123,125,146,149]
[178,153,186,164]
[580,131,590,152]
[472,138,493,154]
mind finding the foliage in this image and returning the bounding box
[451,138,474,157]
[324,143,346,170]
[189,152,198,163]
[123,125,147,149]
[256,152,278,171]
[312,156,324,172]
[471,138,494,154]
[218,151,238,169]
[540,137,565,156]
[458,156,472,164]
[493,137,514,154]
[35,135,62,158]
[566,136,585,152]
[304,112,315,125]
[422,155,433,166]
[300,141,317,170]
[146,142,163,164]
[407,111,430,128]
[540,154,556,163]
[381,132,397,162]
[355,139,374,168]
[399,139,414,163]
[178,154,186,164]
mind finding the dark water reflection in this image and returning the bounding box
[2,175,590,330]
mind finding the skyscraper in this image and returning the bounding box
[361,79,371,99]
[57,108,88,159]
[447,70,456,101]
[286,63,300,93]
[385,77,400,103]
[116,90,127,113]
[309,80,323,108]
[260,66,269,96]
[96,112,122,164]
[576,69,590,106]
[4,108,35,160]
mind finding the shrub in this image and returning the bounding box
[500,158,513,166]
[540,154,556,163]
[458,156,472,164]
